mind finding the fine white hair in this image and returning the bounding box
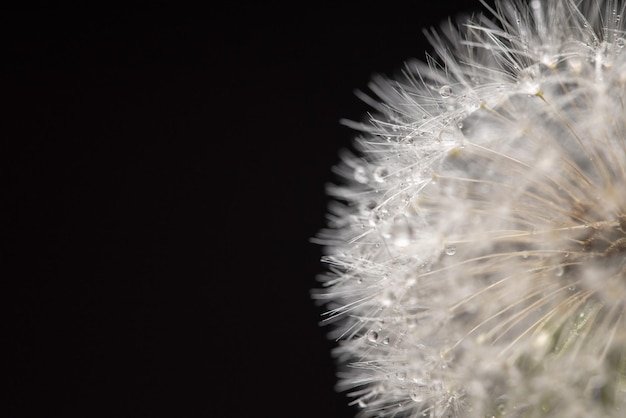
[314,1,626,417]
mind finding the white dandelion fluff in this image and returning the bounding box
[314,0,626,417]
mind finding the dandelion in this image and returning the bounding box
[314,1,626,417]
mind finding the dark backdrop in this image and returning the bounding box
[4,2,495,417]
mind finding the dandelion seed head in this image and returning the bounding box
[315,1,626,417]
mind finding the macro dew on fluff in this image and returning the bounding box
[314,1,626,417]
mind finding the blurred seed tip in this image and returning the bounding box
[314,0,626,417]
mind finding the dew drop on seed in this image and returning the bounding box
[518,65,541,94]
[460,92,481,113]
[391,215,412,248]
[445,245,457,256]
[568,285,576,291]
[439,85,452,98]
[373,166,389,183]
[367,330,379,342]
[381,290,396,306]
[354,165,368,184]
[410,388,424,402]
[438,125,463,145]
[555,265,564,277]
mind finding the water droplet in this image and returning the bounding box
[568,285,576,291]
[381,290,396,306]
[410,386,424,402]
[518,64,542,94]
[438,85,452,98]
[437,125,464,146]
[459,92,481,112]
[367,330,379,342]
[617,37,625,49]
[382,337,390,345]
[373,166,389,183]
[354,165,368,184]
[391,215,412,248]
[445,245,457,256]
[555,265,564,277]
[357,399,367,408]
[396,371,407,381]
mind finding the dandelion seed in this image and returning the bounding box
[314,0,626,417]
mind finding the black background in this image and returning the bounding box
[4,2,495,417]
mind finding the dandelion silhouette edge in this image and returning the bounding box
[314,1,626,417]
